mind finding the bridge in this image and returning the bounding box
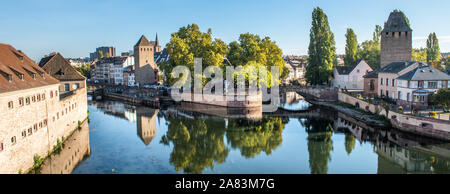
[280,85,338,102]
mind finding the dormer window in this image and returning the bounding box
[8,75,12,82]
[20,74,24,81]
[32,73,36,80]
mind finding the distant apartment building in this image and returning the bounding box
[89,46,116,61]
[0,44,88,174]
[283,56,306,84]
[123,65,136,86]
[66,57,91,68]
[93,56,133,85]
[395,66,450,105]
[332,59,373,90]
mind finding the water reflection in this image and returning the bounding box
[76,97,450,174]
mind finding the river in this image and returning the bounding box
[71,93,450,174]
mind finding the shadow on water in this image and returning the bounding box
[76,93,450,174]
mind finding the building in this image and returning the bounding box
[134,35,160,86]
[155,48,169,64]
[332,59,373,90]
[0,44,88,173]
[363,70,379,97]
[380,10,412,68]
[154,33,162,54]
[66,58,91,68]
[136,107,158,146]
[123,65,136,87]
[38,53,86,92]
[377,61,422,99]
[89,46,116,61]
[93,56,133,85]
[283,56,306,84]
[395,65,450,106]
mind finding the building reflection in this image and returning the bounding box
[136,107,159,146]
[333,112,450,174]
[32,121,91,174]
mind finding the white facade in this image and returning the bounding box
[332,60,373,90]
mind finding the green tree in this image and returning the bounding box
[426,33,442,70]
[357,25,381,69]
[412,48,427,62]
[305,7,336,85]
[98,50,103,59]
[441,56,450,69]
[344,28,358,66]
[430,89,450,110]
[75,63,91,78]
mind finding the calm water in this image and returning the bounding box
[72,95,450,174]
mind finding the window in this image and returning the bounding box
[25,97,30,105]
[32,96,36,103]
[0,142,3,152]
[22,131,27,137]
[8,101,13,109]
[28,128,32,136]
[407,93,410,102]
[370,80,375,91]
[392,79,395,87]
[18,97,24,106]
[19,74,24,81]
[381,90,384,96]
[381,78,383,85]
[50,91,53,98]
[64,84,70,91]
[37,95,41,102]
[43,119,47,126]
[33,124,37,132]
[429,82,437,89]
[11,136,16,145]
[444,81,448,88]
[386,90,389,98]
[398,91,402,100]
[39,122,42,128]
[55,90,58,96]
[42,93,46,100]
[75,83,80,89]
[419,95,425,102]
[418,81,424,88]
[386,79,389,86]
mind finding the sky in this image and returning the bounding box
[1,0,449,61]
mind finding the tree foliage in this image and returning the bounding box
[305,7,336,85]
[357,25,381,70]
[430,89,450,109]
[75,63,91,79]
[344,28,359,66]
[427,32,441,70]
[412,48,427,62]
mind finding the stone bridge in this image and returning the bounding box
[280,85,338,102]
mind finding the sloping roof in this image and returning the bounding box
[38,53,86,81]
[396,66,450,81]
[135,35,154,47]
[363,70,379,78]
[335,59,366,75]
[378,61,423,74]
[444,69,450,75]
[382,11,412,32]
[0,43,59,94]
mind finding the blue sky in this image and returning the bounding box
[1,0,449,61]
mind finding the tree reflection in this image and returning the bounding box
[160,117,229,174]
[300,118,334,174]
[226,117,289,158]
[344,133,356,155]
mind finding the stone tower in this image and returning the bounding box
[380,11,412,68]
[134,35,159,86]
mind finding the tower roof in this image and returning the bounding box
[155,33,159,46]
[135,35,154,47]
[382,10,412,32]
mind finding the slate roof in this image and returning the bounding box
[38,53,86,81]
[135,35,154,47]
[396,66,450,81]
[378,61,424,74]
[0,43,59,93]
[382,11,412,32]
[363,70,379,78]
[335,59,366,75]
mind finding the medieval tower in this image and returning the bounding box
[380,10,412,68]
[134,35,159,86]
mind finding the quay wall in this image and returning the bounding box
[338,92,450,141]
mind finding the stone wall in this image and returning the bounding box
[338,92,450,140]
[0,86,88,174]
[380,31,412,68]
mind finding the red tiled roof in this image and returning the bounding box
[0,43,59,94]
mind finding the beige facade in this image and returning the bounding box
[0,86,87,173]
[378,63,419,99]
